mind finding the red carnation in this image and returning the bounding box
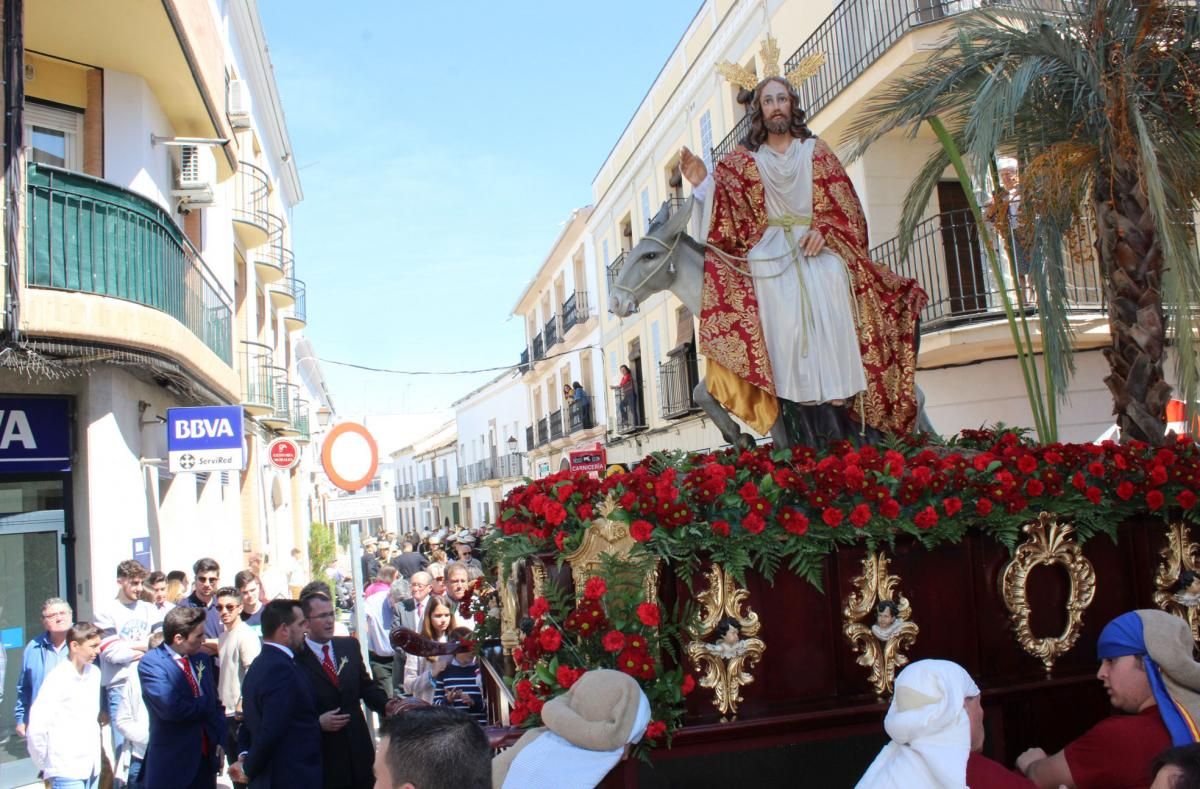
[584,576,607,601]
[1180,490,1198,510]
[1071,471,1086,491]
[538,627,562,652]
[1116,481,1135,501]
[529,597,550,619]
[515,678,533,699]
[975,498,993,516]
[681,674,696,695]
[1088,462,1106,478]
[880,498,901,519]
[822,507,844,527]
[554,531,566,551]
[711,520,731,537]
[630,519,654,542]
[556,664,582,690]
[602,630,625,652]
[543,501,568,526]
[1025,479,1044,497]
[942,497,963,517]
[849,504,872,528]
[576,502,594,521]
[510,705,529,726]
[1085,486,1102,505]
[738,481,761,501]
[1150,465,1169,486]
[1017,455,1038,474]
[914,506,939,530]
[637,603,661,627]
[779,508,809,536]
[1147,490,1166,511]
[616,648,655,679]
[742,512,766,534]
[645,720,668,740]
[527,697,545,714]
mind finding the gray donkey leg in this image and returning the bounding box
[693,379,756,451]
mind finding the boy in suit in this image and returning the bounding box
[138,606,226,789]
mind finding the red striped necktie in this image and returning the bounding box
[321,644,340,687]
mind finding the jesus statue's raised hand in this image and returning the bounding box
[680,146,707,187]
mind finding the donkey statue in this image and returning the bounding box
[607,199,933,450]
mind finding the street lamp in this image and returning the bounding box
[506,435,519,454]
[316,407,332,428]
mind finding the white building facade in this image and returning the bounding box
[453,370,531,528]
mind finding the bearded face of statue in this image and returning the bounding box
[759,80,792,136]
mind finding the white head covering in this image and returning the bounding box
[855,659,980,789]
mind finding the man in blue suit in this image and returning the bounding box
[138,606,226,789]
[230,599,322,788]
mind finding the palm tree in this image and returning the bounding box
[846,0,1200,445]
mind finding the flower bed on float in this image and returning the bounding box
[484,427,1200,746]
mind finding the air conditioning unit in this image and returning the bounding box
[227,79,251,128]
[170,144,216,208]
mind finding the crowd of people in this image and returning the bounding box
[10,538,494,789]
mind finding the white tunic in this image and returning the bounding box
[749,138,865,403]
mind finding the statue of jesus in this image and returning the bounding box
[682,63,927,444]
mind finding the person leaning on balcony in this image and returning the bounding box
[572,381,593,428]
[611,364,634,424]
[1016,610,1200,788]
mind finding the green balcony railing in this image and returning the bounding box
[26,163,233,364]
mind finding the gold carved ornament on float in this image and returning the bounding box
[1001,512,1096,674]
[1153,521,1200,646]
[843,552,919,699]
[560,494,660,601]
[685,564,766,721]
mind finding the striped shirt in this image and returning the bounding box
[433,660,485,724]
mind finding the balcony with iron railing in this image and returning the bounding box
[498,452,526,479]
[232,161,271,248]
[270,248,297,310]
[26,163,234,366]
[567,398,595,434]
[531,332,545,361]
[869,206,1104,341]
[561,291,591,334]
[239,341,274,416]
[519,347,530,373]
[536,416,550,446]
[712,0,1042,161]
[260,366,292,428]
[525,425,535,452]
[278,382,302,436]
[544,314,559,350]
[659,349,701,420]
[418,478,436,496]
[612,384,647,436]
[549,408,564,441]
[254,212,287,285]
[284,278,307,331]
[473,457,496,482]
[294,397,311,442]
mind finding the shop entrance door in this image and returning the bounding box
[0,479,67,786]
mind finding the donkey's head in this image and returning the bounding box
[608,198,695,317]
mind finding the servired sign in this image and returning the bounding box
[268,438,300,470]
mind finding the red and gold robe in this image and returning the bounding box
[698,139,928,437]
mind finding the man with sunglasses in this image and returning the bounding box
[178,558,224,644]
[215,587,260,789]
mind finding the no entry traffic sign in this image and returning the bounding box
[321,421,379,492]
[268,438,300,470]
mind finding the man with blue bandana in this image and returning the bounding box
[1017,610,1200,788]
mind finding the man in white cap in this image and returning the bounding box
[857,659,1033,788]
[454,532,482,575]
[1017,609,1200,788]
[360,537,380,591]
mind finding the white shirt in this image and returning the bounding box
[305,637,338,667]
[26,660,102,780]
[362,590,394,657]
[114,665,149,760]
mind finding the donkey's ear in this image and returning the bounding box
[660,197,694,238]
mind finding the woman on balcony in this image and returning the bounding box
[572,382,593,430]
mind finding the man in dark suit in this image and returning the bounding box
[391,540,428,580]
[230,599,322,788]
[138,606,226,789]
[298,592,389,789]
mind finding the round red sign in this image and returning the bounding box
[268,438,300,470]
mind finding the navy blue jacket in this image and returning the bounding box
[239,643,322,788]
[138,644,226,788]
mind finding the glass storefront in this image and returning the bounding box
[0,479,68,787]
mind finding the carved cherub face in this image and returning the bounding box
[875,602,899,629]
[722,624,741,645]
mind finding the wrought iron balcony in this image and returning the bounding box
[498,452,526,479]
[869,206,1104,333]
[536,417,550,446]
[473,457,496,482]
[26,163,234,365]
[239,341,274,416]
[562,291,591,333]
[568,399,595,433]
[232,161,271,248]
[294,397,311,442]
[278,382,302,436]
[549,408,564,441]
[254,212,287,285]
[260,366,292,428]
[712,0,1036,160]
[284,278,306,331]
[519,347,530,373]
[532,333,545,361]
[612,385,646,436]
[525,425,535,452]
[544,315,559,349]
[270,248,297,309]
[659,349,700,420]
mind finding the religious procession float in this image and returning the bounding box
[444,4,1200,785]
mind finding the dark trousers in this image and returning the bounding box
[369,651,394,697]
[224,716,246,789]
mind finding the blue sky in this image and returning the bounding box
[258,2,704,416]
